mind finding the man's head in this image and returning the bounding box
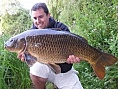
[31,3,50,29]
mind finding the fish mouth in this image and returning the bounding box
[4,42,14,51]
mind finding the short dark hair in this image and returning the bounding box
[31,3,49,15]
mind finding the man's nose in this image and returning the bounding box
[36,18,41,23]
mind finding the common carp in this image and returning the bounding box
[4,29,117,79]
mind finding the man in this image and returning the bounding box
[18,3,83,89]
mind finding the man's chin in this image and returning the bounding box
[37,26,44,29]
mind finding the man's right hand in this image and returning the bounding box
[17,52,25,62]
[66,55,81,64]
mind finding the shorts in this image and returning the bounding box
[30,62,83,89]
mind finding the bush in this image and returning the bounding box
[48,0,118,88]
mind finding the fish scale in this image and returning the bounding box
[26,34,72,63]
[5,29,117,79]
[26,34,99,63]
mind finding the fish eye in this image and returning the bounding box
[10,39,13,42]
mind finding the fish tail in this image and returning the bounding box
[99,52,117,66]
[91,63,105,79]
[91,52,117,79]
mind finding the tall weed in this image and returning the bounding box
[0,32,32,89]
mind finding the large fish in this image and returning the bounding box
[4,29,117,79]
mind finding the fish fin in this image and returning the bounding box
[24,53,37,67]
[91,64,105,79]
[50,28,62,31]
[91,52,117,79]
[99,52,118,66]
[70,33,88,43]
[48,63,61,74]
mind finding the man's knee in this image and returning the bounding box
[30,73,48,89]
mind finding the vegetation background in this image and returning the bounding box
[0,0,118,89]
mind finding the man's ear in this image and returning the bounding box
[48,13,50,18]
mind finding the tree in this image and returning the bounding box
[0,0,32,35]
[0,0,21,15]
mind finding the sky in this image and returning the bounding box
[20,0,47,9]
[0,0,47,9]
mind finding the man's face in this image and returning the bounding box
[31,8,50,29]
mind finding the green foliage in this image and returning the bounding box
[0,1,33,88]
[48,0,118,89]
[0,34,32,89]
[0,0,118,88]
[0,8,32,35]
